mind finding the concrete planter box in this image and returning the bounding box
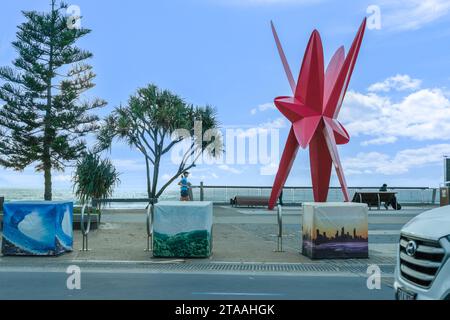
[153,201,213,258]
[1,201,73,256]
[302,202,369,259]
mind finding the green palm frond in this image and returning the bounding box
[73,152,120,206]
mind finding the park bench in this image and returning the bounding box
[73,212,99,230]
[231,196,269,208]
[352,191,399,210]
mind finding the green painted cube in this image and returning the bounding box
[153,201,213,258]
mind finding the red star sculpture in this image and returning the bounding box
[268,18,367,210]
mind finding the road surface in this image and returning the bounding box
[0,267,394,300]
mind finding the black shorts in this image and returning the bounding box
[181,190,189,197]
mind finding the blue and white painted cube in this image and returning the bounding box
[1,201,73,256]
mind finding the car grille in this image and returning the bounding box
[399,234,446,288]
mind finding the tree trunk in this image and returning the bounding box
[43,0,55,201]
[43,86,52,200]
[145,157,152,199]
[43,69,53,201]
[152,155,160,201]
[44,163,52,201]
[96,203,102,225]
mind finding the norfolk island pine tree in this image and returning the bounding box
[0,1,106,200]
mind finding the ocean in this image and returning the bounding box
[0,188,181,209]
[0,186,437,207]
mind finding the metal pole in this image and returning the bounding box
[274,205,284,252]
[145,201,154,252]
[200,182,204,201]
[80,203,91,251]
[444,156,448,187]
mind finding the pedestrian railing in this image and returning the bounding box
[88,186,438,208]
[80,204,91,251]
[190,184,438,206]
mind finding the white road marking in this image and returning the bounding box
[192,292,284,296]
[368,230,400,235]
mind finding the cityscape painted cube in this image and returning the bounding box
[153,201,213,258]
[1,201,73,256]
[302,202,368,259]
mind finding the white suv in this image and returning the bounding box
[394,206,450,300]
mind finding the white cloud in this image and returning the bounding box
[340,78,450,145]
[259,102,276,112]
[112,159,145,171]
[260,162,279,176]
[381,0,450,31]
[250,102,276,115]
[218,164,242,174]
[214,0,325,6]
[368,74,422,92]
[160,168,220,187]
[178,167,221,182]
[0,168,43,188]
[212,0,447,31]
[344,144,450,175]
[193,171,219,181]
[238,117,287,139]
[262,117,286,129]
[215,0,450,30]
[53,175,72,182]
[361,136,398,146]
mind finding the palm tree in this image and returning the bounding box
[96,84,222,202]
[73,152,120,224]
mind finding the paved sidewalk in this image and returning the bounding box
[0,205,423,267]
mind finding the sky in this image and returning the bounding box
[1,0,450,193]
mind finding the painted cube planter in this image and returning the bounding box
[1,201,73,256]
[153,201,213,258]
[302,202,369,259]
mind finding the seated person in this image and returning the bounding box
[379,184,401,210]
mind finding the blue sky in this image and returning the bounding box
[1,0,450,193]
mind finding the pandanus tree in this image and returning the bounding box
[96,84,222,201]
[73,152,120,224]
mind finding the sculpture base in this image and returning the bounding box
[302,202,369,260]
